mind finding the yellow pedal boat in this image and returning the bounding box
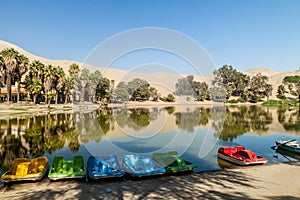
[1,157,49,183]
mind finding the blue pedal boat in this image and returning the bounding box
[87,155,125,180]
[122,154,166,177]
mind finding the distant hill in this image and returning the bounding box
[245,67,282,77]
[1,40,299,99]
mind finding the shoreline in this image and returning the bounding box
[0,100,263,116]
[1,162,299,199]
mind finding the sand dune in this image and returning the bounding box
[1,40,299,98]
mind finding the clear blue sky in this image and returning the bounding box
[1,0,300,74]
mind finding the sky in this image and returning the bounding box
[1,0,300,74]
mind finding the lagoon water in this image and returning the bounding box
[1,105,300,177]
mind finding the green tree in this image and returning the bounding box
[68,63,80,102]
[15,54,29,102]
[0,48,19,102]
[53,66,65,104]
[63,76,74,104]
[288,83,294,94]
[195,82,209,101]
[112,87,129,102]
[68,63,80,78]
[78,68,90,102]
[213,65,250,98]
[127,78,149,96]
[26,78,43,104]
[87,70,101,102]
[43,65,56,108]
[131,84,151,101]
[265,84,273,101]
[150,87,159,101]
[248,73,270,102]
[28,60,44,80]
[175,76,195,96]
[96,76,111,104]
[277,84,286,99]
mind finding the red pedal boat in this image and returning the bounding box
[218,146,268,166]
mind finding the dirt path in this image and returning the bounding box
[1,162,299,200]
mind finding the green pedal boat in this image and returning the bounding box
[152,151,197,173]
[48,156,86,181]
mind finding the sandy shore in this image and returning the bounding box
[1,162,299,200]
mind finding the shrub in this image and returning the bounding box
[227,99,238,103]
[160,94,176,102]
[237,98,246,103]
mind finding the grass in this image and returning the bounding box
[262,99,298,106]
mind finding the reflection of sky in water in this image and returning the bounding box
[78,129,300,172]
[1,106,300,176]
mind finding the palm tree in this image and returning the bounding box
[0,48,19,103]
[29,60,44,80]
[16,54,29,102]
[53,66,65,104]
[68,63,80,102]
[68,63,80,78]
[64,76,74,104]
[79,68,90,103]
[44,65,56,108]
[26,78,43,104]
[0,56,5,96]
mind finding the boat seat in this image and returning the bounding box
[52,156,64,173]
[73,156,84,172]
[236,146,245,151]
[28,158,46,174]
[223,148,234,155]
[16,162,30,176]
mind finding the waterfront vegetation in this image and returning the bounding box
[1,48,300,106]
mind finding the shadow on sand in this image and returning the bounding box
[1,162,299,200]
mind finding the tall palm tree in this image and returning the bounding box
[0,55,4,83]
[29,60,44,81]
[68,63,80,78]
[26,78,43,104]
[0,48,19,103]
[25,60,45,104]
[44,65,56,108]
[64,76,74,104]
[53,66,65,104]
[16,54,29,102]
[68,63,80,102]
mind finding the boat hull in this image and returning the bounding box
[218,153,268,166]
[1,157,49,183]
[123,154,166,177]
[276,141,300,154]
[152,151,197,173]
[87,155,125,180]
[217,146,268,166]
[48,156,86,181]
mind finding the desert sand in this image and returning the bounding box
[0,162,299,200]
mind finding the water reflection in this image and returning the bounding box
[0,105,300,173]
[218,106,272,141]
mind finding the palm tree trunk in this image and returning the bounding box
[17,81,21,103]
[6,73,12,103]
[33,94,38,105]
[64,93,69,104]
[55,92,58,104]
